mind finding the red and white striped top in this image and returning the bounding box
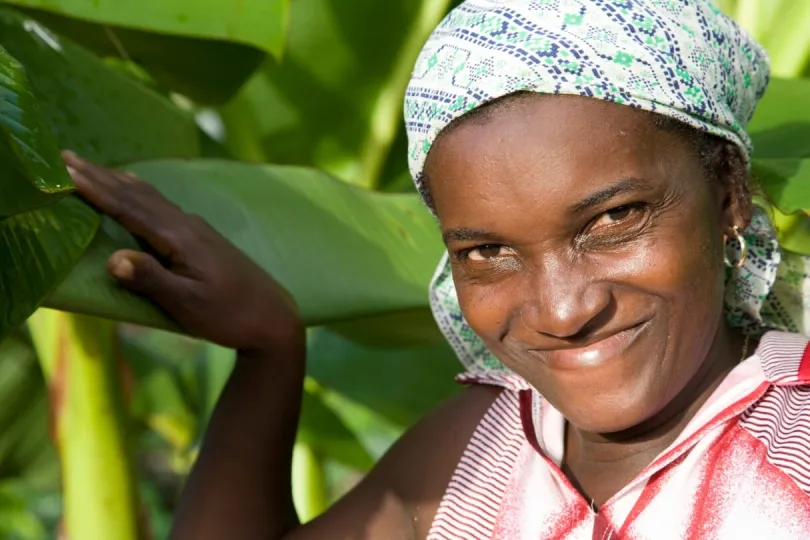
[428,331,810,539]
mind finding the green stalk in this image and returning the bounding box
[219,88,271,163]
[357,0,453,189]
[28,309,140,540]
[760,1,810,78]
[734,0,761,38]
[291,442,329,523]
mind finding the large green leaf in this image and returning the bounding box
[5,7,267,104]
[298,388,374,471]
[0,45,72,217]
[0,37,101,342]
[307,329,460,429]
[219,0,452,187]
[45,160,444,334]
[328,308,445,347]
[0,8,200,164]
[0,0,289,57]
[1,197,100,343]
[746,77,810,255]
[754,159,810,214]
[749,77,810,160]
[753,159,810,255]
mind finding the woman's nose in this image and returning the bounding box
[519,261,611,340]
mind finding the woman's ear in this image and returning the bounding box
[717,142,753,234]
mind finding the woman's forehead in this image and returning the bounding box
[427,96,680,194]
[423,95,702,232]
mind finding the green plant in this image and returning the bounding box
[0,1,809,538]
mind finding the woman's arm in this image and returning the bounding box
[170,346,305,539]
[289,383,501,540]
[64,152,499,540]
[173,357,500,540]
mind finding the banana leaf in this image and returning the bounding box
[298,388,374,472]
[0,45,73,217]
[218,0,453,187]
[0,8,209,342]
[746,77,810,254]
[0,43,100,342]
[0,8,200,164]
[307,329,459,429]
[45,160,445,338]
[3,7,268,104]
[0,0,289,57]
[754,159,810,213]
[749,77,810,160]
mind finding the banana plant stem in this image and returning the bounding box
[29,309,141,540]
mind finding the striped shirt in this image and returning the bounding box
[428,331,810,539]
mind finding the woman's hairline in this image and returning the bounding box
[417,91,748,213]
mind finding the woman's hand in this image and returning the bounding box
[62,152,308,538]
[62,151,303,354]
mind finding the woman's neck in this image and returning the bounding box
[562,325,749,507]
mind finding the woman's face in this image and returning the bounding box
[424,94,737,434]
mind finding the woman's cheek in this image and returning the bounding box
[456,281,512,344]
[613,220,724,313]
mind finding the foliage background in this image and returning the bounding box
[0,1,809,538]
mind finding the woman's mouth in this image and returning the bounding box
[535,321,650,371]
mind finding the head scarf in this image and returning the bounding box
[404,0,810,385]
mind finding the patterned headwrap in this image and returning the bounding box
[404,0,810,386]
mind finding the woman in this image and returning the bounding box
[63,0,810,538]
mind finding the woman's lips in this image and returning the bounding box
[536,322,649,371]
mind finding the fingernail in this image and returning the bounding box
[110,256,135,280]
[61,150,84,165]
[66,166,85,183]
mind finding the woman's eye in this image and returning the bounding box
[467,244,508,262]
[590,204,640,230]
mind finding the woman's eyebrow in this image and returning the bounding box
[570,178,649,213]
[442,228,501,244]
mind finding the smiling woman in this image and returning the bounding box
[58,0,810,539]
[426,94,743,435]
[403,0,810,536]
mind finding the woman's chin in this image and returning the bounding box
[556,388,671,437]
[527,343,680,436]
[561,400,666,438]
[567,411,653,437]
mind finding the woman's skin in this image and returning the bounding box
[63,93,752,539]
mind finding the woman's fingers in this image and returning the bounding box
[108,249,159,290]
[60,151,303,352]
[107,249,188,308]
[62,150,184,258]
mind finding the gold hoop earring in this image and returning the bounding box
[724,225,748,269]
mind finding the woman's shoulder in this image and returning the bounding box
[755,330,810,386]
[740,331,810,493]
